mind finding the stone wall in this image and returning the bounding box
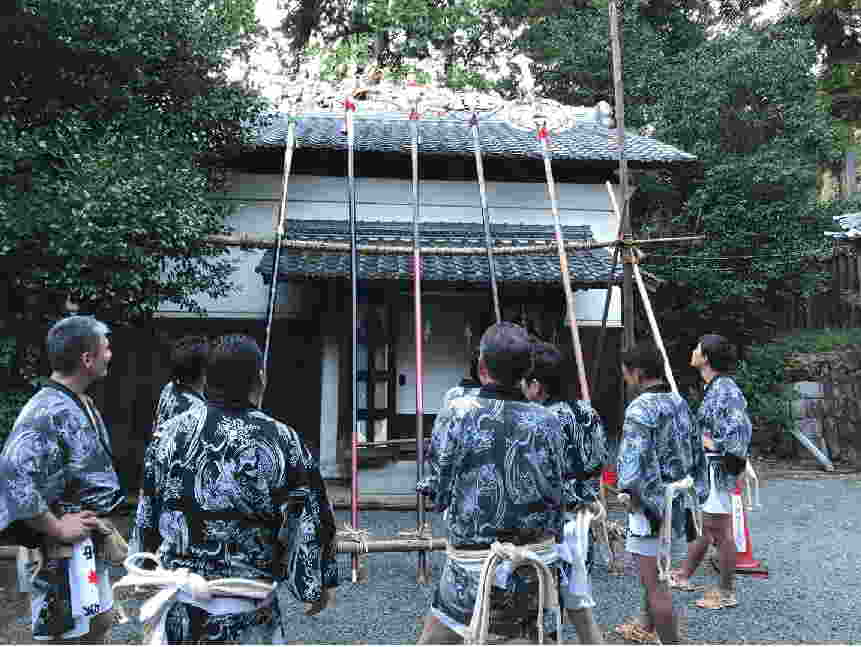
[779,347,861,466]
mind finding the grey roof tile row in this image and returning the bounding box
[255,220,623,286]
[254,112,697,165]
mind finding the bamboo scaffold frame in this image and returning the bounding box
[221,58,705,571]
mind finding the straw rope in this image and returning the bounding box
[449,539,561,645]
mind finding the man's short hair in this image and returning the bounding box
[479,322,533,387]
[207,334,263,403]
[171,336,210,386]
[620,341,664,380]
[526,340,564,399]
[46,316,111,375]
[698,334,736,372]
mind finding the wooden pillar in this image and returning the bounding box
[609,0,634,354]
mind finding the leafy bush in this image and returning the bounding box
[0,336,35,446]
[736,328,861,433]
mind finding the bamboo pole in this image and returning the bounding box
[590,180,625,391]
[536,123,590,401]
[632,259,678,393]
[203,232,703,255]
[337,536,447,554]
[344,93,360,584]
[470,113,502,322]
[261,117,297,394]
[409,101,430,584]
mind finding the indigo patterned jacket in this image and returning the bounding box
[0,383,125,542]
[545,399,607,506]
[697,375,752,492]
[617,385,707,536]
[418,384,565,547]
[439,379,481,413]
[130,381,205,555]
[133,400,338,603]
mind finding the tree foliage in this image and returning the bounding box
[0,0,266,329]
[0,0,266,385]
[637,18,841,340]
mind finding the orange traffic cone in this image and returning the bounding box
[733,484,768,578]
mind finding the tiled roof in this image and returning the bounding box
[254,112,697,165]
[255,220,623,286]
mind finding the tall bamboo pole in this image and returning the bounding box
[536,123,590,402]
[470,113,502,323]
[261,116,298,400]
[408,98,430,584]
[590,180,625,391]
[344,92,360,584]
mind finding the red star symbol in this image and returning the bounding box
[87,570,98,585]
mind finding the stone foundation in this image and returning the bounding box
[765,348,861,467]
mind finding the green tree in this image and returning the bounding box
[636,18,842,348]
[0,0,266,384]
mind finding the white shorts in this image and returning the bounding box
[702,462,732,515]
[625,534,659,557]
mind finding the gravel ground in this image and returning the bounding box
[49,476,861,643]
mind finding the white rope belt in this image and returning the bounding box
[112,553,276,646]
[447,539,561,645]
[658,476,700,583]
[556,502,606,606]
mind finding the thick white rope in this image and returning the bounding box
[658,476,699,583]
[743,459,761,510]
[450,540,561,645]
[112,553,275,645]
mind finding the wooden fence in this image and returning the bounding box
[771,244,861,332]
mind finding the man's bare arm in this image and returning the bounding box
[24,510,100,544]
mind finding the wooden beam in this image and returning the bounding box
[202,233,704,256]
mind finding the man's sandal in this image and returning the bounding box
[695,590,738,609]
[614,622,659,643]
[668,571,703,592]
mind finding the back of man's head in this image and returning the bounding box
[698,333,736,373]
[479,322,533,387]
[527,340,565,399]
[171,336,210,386]
[46,315,110,375]
[207,334,263,404]
[621,341,664,380]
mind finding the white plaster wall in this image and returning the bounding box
[157,173,622,323]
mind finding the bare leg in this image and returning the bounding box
[679,534,711,580]
[566,607,603,644]
[418,614,464,644]
[638,586,654,631]
[638,555,679,644]
[53,610,115,644]
[713,514,736,593]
